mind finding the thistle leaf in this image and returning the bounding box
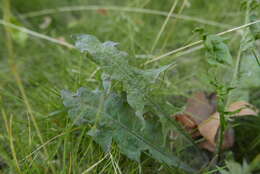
[74,34,172,124]
[87,127,113,152]
[61,88,195,172]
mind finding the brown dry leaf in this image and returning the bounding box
[175,114,197,128]
[198,101,258,152]
[172,92,216,140]
[172,91,258,152]
[198,112,220,146]
[174,114,200,138]
[184,92,216,124]
[198,112,235,152]
[229,101,258,116]
[172,92,216,137]
[199,128,234,152]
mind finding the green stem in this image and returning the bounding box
[217,0,251,162]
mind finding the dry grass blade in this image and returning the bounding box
[0,19,75,49]
[144,19,260,65]
[81,153,109,174]
[151,0,179,52]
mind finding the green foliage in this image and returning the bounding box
[75,34,173,124]
[62,87,194,172]
[61,35,200,172]
[1,0,260,173]
[203,35,233,66]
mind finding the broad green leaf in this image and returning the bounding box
[88,126,113,152]
[203,35,233,65]
[61,88,195,172]
[74,34,173,125]
[62,88,107,125]
[113,126,147,162]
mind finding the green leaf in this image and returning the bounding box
[74,34,173,125]
[62,88,107,125]
[113,126,147,162]
[203,35,233,65]
[87,126,113,152]
[61,88,195,172]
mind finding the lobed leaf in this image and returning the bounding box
[61,88,195,172]
[74,34,173,125]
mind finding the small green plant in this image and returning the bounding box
[198,0,260,163]
[62,34,202,173]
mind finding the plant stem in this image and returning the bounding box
[217,0,251,162]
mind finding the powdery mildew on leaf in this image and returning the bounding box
[61,88,194,172]
[74,34,173,125]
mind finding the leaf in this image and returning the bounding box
[175,114,197,129]
[173,91,258,152]
[87,126,113,152]
[198,112,235,152]
[203,35,233,65]
[198,101,258,152]
[139,63,174,83]
[61,88,195,172]
[184,92,216,124]
[113,127,146,162]
[62,88,107,125]
[74,34,173,125]
[229,101,258,116]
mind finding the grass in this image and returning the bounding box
[0,0,260,173]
